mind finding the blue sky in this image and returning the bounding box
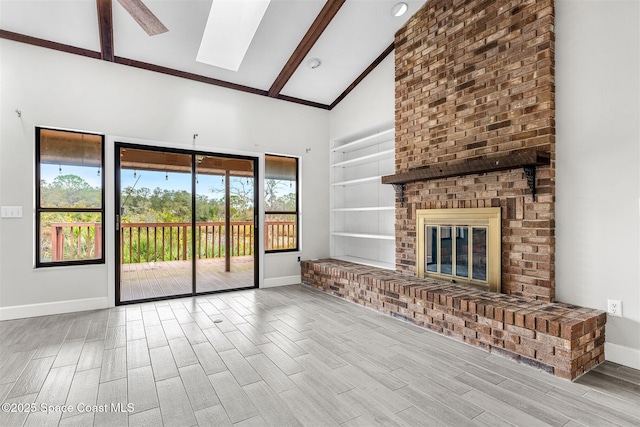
[42,164,102,187]
[122,169,198,193]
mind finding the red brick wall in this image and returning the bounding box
[394,0,556,300]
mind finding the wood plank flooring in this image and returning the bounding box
[0,284,638,426]
[120,257,254,302]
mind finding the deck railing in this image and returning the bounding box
[120,221,254,264]
[50,222,102,261]
[49,221,296,263]
[265,221,297,251]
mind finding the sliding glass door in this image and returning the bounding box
[116,144,257,304]
[195,155,255,293]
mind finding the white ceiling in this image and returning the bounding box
[0,0,428,107]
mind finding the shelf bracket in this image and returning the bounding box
[523,166,536,200]
[392,184,405,207]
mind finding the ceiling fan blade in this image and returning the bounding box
[117,0,168,36]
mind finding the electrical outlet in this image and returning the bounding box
[297,256,301,262]
[607,300,622,317]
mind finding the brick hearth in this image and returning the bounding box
[302,259,606,380]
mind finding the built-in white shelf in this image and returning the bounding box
[331,232,395,240]
[331,206,395,212]
[331,149,395,168]
[331,128,395,153]
[331,176,382,187]
[330,127,395,270]
[332,255,394,270]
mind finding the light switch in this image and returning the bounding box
[1,206,23,218]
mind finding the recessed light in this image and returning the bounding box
[307,58,322,69]
[391,2,408,17]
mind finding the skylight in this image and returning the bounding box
[196,0,271,72]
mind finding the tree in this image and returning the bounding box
[265,179,278,210]
[265,179,295,212]
[41,174,100,207]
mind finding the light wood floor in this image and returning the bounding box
[120,257,255,302]
[0,285,638,427]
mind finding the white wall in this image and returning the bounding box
[555,0,640,368]
[329,53,395,140]
[0,40,329,318]
[328,54,396,267]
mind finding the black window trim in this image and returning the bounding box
[265,154,299,253]
[35,127,106,268]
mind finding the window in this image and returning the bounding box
[36,128,105,267]
[265,155,298,252]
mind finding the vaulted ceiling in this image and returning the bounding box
[0,0,428,109]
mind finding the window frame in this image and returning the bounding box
[264,154,299,253]
[35,127,106,268]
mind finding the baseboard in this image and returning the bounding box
[0,297,109,321]
[605,342,640,370]
[262,275,301,289]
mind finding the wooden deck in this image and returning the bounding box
[120,256,254,302]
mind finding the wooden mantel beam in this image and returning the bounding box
[381,148,551,185]
[382,148,551,203]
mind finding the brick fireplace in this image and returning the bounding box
[390,0,556,302]
[302,0,606,380]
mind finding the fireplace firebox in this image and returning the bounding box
[416,208,501,292]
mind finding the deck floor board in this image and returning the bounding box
[120,256,254,302]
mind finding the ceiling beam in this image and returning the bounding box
[115,56,268,95]
[330,43,394,109]
[0,30,332,109]
[0,28,389,111]
[0,29,102,59]
[275,94,330,110]
[96,0,115,61]
[268,0,346,98]
[114,56,331,109]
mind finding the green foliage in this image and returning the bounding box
[40,174,295,262]
[39,174,102,262]
[41,174,101,208]
[121,224,254,264]
[122,186,237,222]
[119,177,260,263]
